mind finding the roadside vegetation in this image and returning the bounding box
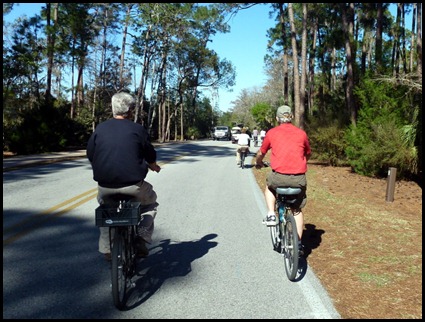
[3,3,422,180]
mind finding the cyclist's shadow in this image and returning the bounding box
[294,224,325,281]
[124,233,218,310]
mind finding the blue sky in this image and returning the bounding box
[205,4,276,112]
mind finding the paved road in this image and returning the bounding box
[3,149,87,171]
[3,140,341,319]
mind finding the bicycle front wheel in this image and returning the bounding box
[283,210,299,281]
[111,228,127,310]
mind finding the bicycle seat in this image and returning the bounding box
[276,187,302,195]
[103,193,136,206]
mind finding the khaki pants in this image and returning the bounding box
[97,181,158,254]
[266,171,307,209]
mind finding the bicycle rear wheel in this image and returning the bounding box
[241,152,245,168]
[283,210,299,281]
[111,228,127,310]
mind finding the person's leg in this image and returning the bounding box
[292,209,304,240]
[264,186,276,214]
[133,181,158,244]
[265,172,277,221]
[293,208,305,255]
[236,146,241,164]
[97,187,113,257]
[98,226,111,254]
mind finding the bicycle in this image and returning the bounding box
[268,186,302,281]
[95,194,142,310]
[238,146,249,169]
[253,136,259,147]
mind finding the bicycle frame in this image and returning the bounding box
[270,187,301,281]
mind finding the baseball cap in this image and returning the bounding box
[276,105,292,118]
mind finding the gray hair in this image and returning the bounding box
[111,92,136,117]
[277,115,292,124]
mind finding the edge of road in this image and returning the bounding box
[2,142,175,172]
[3,149,87,172]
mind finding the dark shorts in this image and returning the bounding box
[266,171,307,209]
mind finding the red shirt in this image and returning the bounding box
[260,123,311,174]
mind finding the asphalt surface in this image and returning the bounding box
[3,149,87,172]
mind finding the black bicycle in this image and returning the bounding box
[269,187,302,281]
[239,146,249,169]
[95,194,142,310]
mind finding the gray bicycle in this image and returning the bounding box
[269,187,302,281]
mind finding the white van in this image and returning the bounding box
[231,126,242,144]
[213,126,231,141]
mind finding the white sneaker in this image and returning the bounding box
[263,214,277,226]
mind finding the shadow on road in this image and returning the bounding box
[124,233,218,310]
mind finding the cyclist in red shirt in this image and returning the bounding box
[255,105,311,253]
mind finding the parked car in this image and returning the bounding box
[212,126,231,141]
[231,126,242,144]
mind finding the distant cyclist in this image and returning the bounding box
[236,128,251,165]
[260,129,266,142]
[252,127,259,147]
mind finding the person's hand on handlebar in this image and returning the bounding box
[255,160,264,169]
[148,162,161,173]
[255,151,265,169]
[255,151,269,169]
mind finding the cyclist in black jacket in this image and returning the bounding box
[87,91,161,261]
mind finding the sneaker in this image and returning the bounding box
[298,243,305,257]
[135,237,149,258]
[265,214,277,226]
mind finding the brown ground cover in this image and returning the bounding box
[253,157,422,319]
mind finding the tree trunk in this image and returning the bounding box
[375,3,383,73]
[288,3,300,127]
[298,3,308,130]
[341,3,357,126]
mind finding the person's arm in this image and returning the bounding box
[148,162,161,173]
[86,133,95,162]
[305,135,312,161]
[255,150,266,168]
[145,144,161,172]
[306,151,311,161]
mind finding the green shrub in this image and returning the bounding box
[344,77,418,179]
[308,121,348,166]
[7,102,88,155]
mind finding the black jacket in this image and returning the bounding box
[86,118,156,188]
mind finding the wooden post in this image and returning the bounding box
[385,167,397,202]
